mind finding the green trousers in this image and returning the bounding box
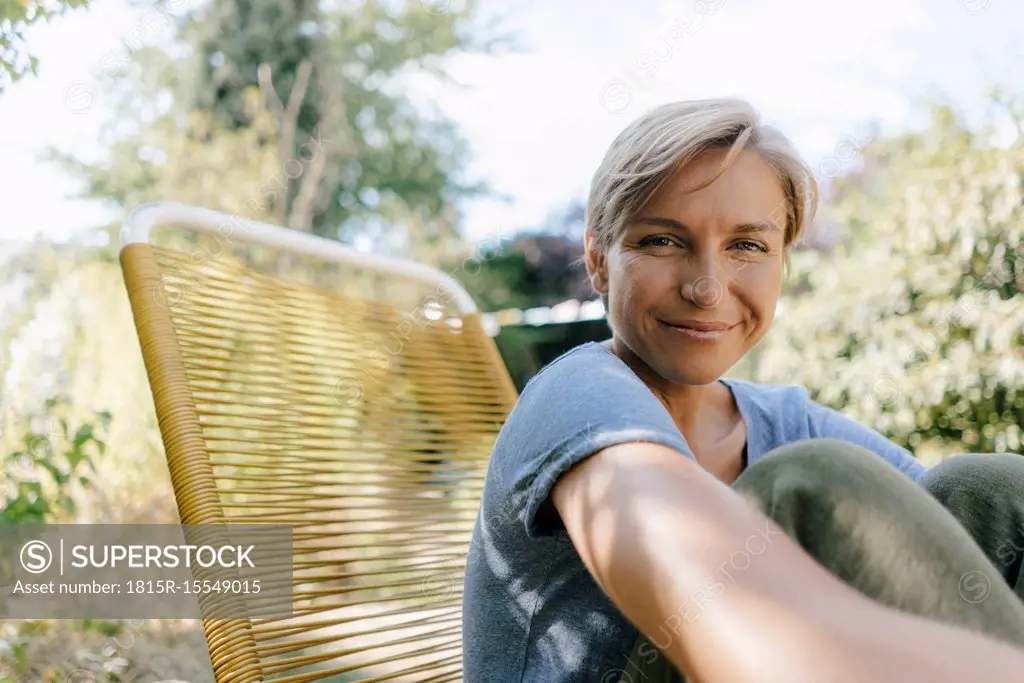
[618,439,1024,682]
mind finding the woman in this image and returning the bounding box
[461,98,1024,683]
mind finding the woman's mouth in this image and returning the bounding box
[659,319,737,342]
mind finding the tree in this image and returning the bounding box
[51,0,513,264]
[0,0,90,93]
[457,198,592,312]
[755,97,1024,459]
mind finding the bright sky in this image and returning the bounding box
[1,0,1022,247]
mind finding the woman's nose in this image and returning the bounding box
[681,253,726,308]
[682,275,725,308]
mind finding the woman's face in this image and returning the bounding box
[586,147,788,386]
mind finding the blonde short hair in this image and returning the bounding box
[586,98,819,257]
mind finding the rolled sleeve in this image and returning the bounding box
[489,344,693,539]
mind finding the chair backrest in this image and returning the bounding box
[118,202,518,682]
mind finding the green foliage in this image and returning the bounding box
[0,0,89,92]
[1,395,110,524]
[460,243,592,312]
[0,395,109,671]
[457,199,592,311]
[460,250,535,311]
[74,618,124,637]
[758,96,1024,456]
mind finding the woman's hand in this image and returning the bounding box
[552,441,1024,683]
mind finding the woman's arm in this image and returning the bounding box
[552,441,1024,683]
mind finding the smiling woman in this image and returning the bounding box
[590,146,790,389]
[460,98,1024,683]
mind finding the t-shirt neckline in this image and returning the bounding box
[588,341,756,468]
[719,376,753,469]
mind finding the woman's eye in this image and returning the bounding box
[638,235,676,247]
[734,240,768,253]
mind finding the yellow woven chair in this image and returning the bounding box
[118,202,519,682]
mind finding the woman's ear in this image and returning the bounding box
[583,231,609,295]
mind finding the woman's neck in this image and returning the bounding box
[603,337,741,451]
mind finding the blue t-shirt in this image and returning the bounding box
[461,341,927,682]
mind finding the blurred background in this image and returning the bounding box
[1,0,1022,679]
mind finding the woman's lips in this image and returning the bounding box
[659,320,737,341]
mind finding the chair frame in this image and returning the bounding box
[121,201,480,314]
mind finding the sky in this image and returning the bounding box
[1,0,1022,247]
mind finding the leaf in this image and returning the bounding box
[39,460,68,485]
[13,641,26,672]
[26,498,50,517]
[66,446,83,471]
[73,424,94,449]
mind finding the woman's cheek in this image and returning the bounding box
[615,255,649,296]
[742,261,784,328]
[737,254,783,286]
[622,252,678,289]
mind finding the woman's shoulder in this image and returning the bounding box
[520,340,637,393]
[533,340,611,370]
[726,378,924,476]
[722,377,873,432]
[507,340,675,436]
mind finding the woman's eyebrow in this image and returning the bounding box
[634,217,688,230]
[634,217,782,234]
[735,220,783,235]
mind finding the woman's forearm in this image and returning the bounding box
[811,604,1024,683]
[673,546,1024,683]
[553,441,1024,683]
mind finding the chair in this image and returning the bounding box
[118,201,519,682]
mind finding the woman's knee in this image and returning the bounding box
[920,453,1024,572]
[731,438,926,563]
[734,437,901,501]
[921,453,1024,507]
